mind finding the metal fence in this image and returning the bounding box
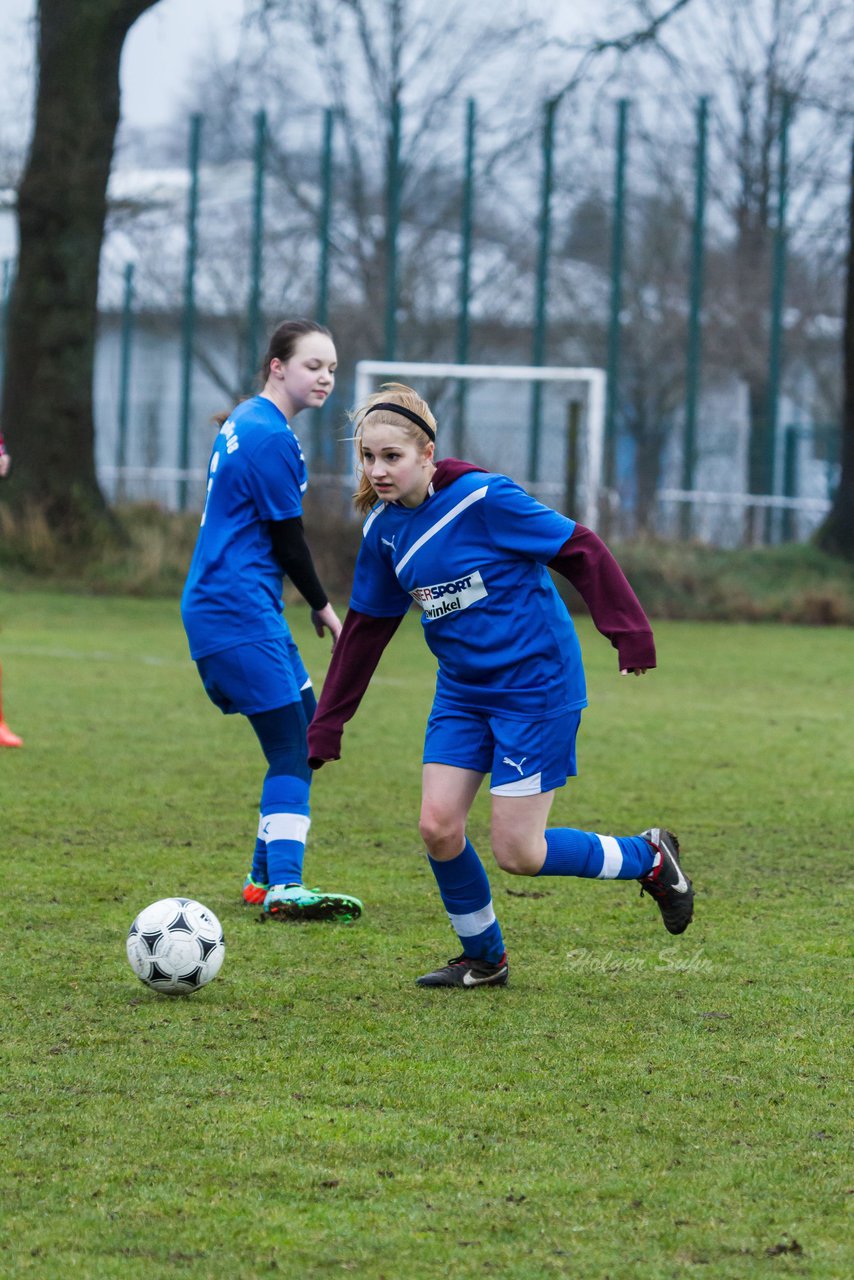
[1,92,844,543]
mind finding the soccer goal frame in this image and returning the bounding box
[354,360,606,529]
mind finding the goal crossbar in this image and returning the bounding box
[354,360,606,528]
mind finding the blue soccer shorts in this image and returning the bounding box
[423,705,582,795]
[195,632,311,717]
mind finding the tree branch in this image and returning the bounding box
[551,0,696,107]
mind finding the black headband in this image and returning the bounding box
[364,402,435,442]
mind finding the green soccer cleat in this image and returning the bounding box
[263,883,363,922]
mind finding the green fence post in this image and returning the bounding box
[681,96,708,540]
[455,98,476,459]
[246,109,266,389]
[384,95,402,360]
[178,113,202,512]
[782,424,798,542]
[317,107,334,326]
[765,92,791,539]
[528,96,557,484]
[116,261,135,501]
[604,98,629,502]
[565,399,581,516]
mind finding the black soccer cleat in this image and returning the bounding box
[638,828,694,935]
[416,952,509,988]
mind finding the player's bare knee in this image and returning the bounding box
[491,834,539,876]
[419,810,464,858]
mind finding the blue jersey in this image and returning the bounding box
[181,396,308,660]
[350,472,586,719]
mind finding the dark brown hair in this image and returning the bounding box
[260,319,334,382]
[213,319,334,427]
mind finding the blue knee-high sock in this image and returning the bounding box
[249,702,313,887]
[261,774,311,886]
[250,833,268,884]
[537,828,655,880]
[301,684,317,723]
[428,838,505,963]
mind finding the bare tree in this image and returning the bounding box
[651,0,852,538]
[622,189,695,529]
[1,0,161,543]
[552,0,852,542]
[195,0,546,357]
[815,135,854,556]
[707,2,847,538]
[551,124,695,533]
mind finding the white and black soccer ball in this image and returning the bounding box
[126,898,225,995]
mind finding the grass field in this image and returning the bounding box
[0,589,851,1279]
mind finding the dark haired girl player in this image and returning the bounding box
[181,321,362,921]
[307,383,693,985]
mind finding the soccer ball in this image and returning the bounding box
[126,897,225,995]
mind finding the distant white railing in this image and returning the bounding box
[658,488,831,514]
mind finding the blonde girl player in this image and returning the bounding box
[181,321,361,921]
[307,384,693,986]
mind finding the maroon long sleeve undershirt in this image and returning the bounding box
[548,524,656,672]
[307,610,404,766]
[306,460,655,767]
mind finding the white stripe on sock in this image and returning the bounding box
[260,813,311,844]
[447,899,496,938]
[595,834,623,879]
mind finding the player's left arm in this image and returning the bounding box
[548,524,656,675]
[482,481,653,671]
[269,516,341,647]
[250,435,343,648]
[307,609,404,767]
[481,479,652,671]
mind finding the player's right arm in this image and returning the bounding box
[307,609,404,767]
[307,518,411,767]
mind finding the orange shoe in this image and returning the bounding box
[242,874,269,905]
[0,720,23,748]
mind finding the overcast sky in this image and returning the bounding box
[1,0,251,135]
[0,0,616,148]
